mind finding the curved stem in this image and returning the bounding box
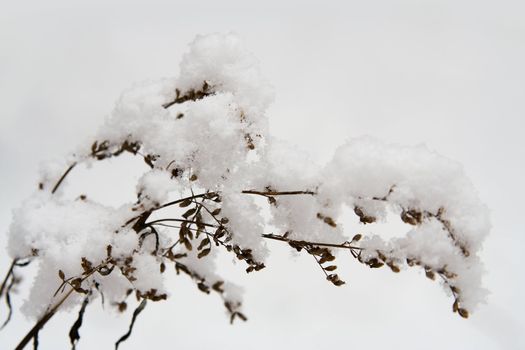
[51,162,77,194]
[0,259,17,297]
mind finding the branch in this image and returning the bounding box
[15,261,109,350]
[241,190,315,196]
[162,82,212,109]
[261,233,362,251]
[15,286,77,350]
[124,192,216,227]
[147,218,218,229]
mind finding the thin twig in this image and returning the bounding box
[15,261,109,350]
[241,190,315,196]
[261,234,363,250]
[51,163,77,194]
[0,259,17,297]
[69,294,90,350]
[147,218,219,229]
[123,192,214,227]
[114,299,147,350]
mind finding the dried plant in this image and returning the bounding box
[0,33,489,349]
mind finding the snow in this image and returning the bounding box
[6,33,490,321]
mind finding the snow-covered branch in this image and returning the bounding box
[1,33,490,349]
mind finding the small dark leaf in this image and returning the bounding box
[458,308,469,319]
[81,258,93,274]
[182,208,197,219]
[179,198,193,207]
[171,168,182,178]
[367,259,384,268]
[387,262,400,273]
[143,154,156,168]
[323,217,337,227]
[179,224,188,240]
[198,238,210,251]
[197,282,210,294]
[58,270,65,280]
[319,254,335,264]
[354,207,376,224]
[236,312,247,322]
[212,281,224,293]
[401,209,422,225]
[183,239,192,251]
[215,228,226,239]
[308,247,326,256]
[197,248,211,259]
[98,265,115,276]
[326,274,346,286]
[118,302,127,313]
[406,258,416,266]
[324,265,337,271]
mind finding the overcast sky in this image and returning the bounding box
[1,1,524,349]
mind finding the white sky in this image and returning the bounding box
[0,1,524,349]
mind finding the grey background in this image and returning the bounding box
[0,1,523,349]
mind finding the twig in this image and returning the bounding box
[147,218,218,229]
[69,294,90,349]
[51,163,77,194]
[0,259,17,297]
[241,190,315,196]
[261,234,363,250]
[114,299,147,350]
[123,192,215,227]
[15,261,109,350]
